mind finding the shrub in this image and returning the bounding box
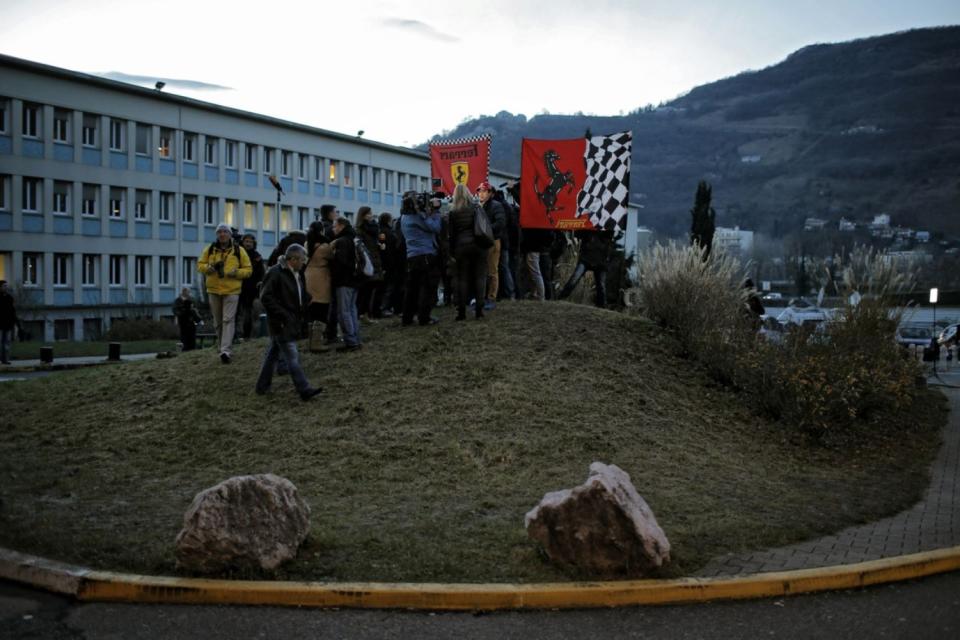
[104,317,179,342]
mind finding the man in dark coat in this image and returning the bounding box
[558,229,615,307]
[172,286,201,351]
[267,230,308,267]
[477,182,506,310]
[239,233,265,340]
[255,244,322,401]
[330,217,364,351]
[0,280,19,364]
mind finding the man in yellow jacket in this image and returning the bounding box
[198,224,252,363]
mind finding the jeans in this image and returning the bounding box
[207,293,239,356]
[336,286,361,346]
[255,338,311,395]
[525,252,545,300]
[0,328,12,362]
[559,263,607,307]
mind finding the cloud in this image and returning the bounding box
[381,17,459,43]
[96,71,232,91]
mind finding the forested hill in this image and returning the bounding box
[421,26,960,238]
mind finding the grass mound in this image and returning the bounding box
[0,302,945,582]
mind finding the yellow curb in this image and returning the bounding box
[2,546,959,610]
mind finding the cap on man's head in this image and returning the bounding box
[477,181,492,192]
[215,223,231,233]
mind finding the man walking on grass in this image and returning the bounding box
[198,224,252,364]
[255,244,322,401]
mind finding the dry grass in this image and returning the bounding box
[0,302,945,582]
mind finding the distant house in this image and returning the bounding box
[869,214,892,237]
[804,217,828,231]
[740,154,762,163]
[713,226,754,255]
[882,251,932,266]
[838,218,857,232]
[872,213,891,227]
[916,231,931,243]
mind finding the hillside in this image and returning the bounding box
[424,27,960,238]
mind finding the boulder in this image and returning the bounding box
[524,462,670,578]
[174,474,310,573]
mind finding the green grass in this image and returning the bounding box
[0,302,946,582]
[9,339,179,360]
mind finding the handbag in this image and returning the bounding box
[473,205,495,249]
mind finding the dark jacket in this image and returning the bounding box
[0,291,18,330]
[577,230,614,270]
[501,199,520,252]
[267,231,308,267]
[482,198,507,242]
[259,257,307,342]
[331,225,364,289]
[172,296,200,326]
[240,247,265,304]
[448,206,478,252]
[357,220,384,279]
[379,221,403,276]
[521,228,555,254]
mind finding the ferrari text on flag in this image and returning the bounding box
[520,131,632,230]
[429,135,491,195]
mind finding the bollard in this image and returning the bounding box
[108,342,121,361]
[40,346,53,364]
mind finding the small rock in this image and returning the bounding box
[524,462,670,578]
[174,474,310,573]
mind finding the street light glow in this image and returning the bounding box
[930,288,939,304]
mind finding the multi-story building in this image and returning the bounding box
[0,54,516,341]
[712,225,754,257]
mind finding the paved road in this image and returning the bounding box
[2,573,959,640]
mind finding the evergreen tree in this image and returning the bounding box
[690,181,716,259]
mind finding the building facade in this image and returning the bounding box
[0,55,514,341]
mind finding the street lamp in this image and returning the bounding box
[930,287,939,335]
[268,174,284,248]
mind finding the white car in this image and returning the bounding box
[938,323,960,346]
[896,324,934,347]
[776,298,830,327]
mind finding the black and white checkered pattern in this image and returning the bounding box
[577,131,632,230]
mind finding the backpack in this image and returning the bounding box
[353,237,375,279]
[473,205,495,249]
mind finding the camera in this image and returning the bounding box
[213,261,226,278]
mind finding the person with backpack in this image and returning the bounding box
[198,224,252,363]
[330,217,365,351]
[400,191,442,326]
[447,184,489,320]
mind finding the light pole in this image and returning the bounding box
[268,174,284,249]
[930,287,939,334]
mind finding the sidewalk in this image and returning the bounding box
[1,352,158,372]
[696,374,960,577]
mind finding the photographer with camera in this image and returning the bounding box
[400,191,442,326]
[198,223,253,363]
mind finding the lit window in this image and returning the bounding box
[244,202,255,228]
[224,200,236,227]
[329,161,337,183]
[159,128,173,158]
[262,204,274,230]
[343,163,353,187]
[280,206,292,231]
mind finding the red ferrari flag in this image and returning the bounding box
[520,132,633,230]
[429,135,491,195]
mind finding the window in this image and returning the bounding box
[397,173,405,192]
[263,147,273,174]
[314,157,324,181]
[22,178,40,212]
[134,256,149,286]
[203,197,217,225]
[372,168,380,190]
[224,200,237,227]
[182,195,196,223]
[109,255,125,286]
[22,103,39,138]
[298,154,307,179]
[182,257,196,286]
[244,201,255,228]
[262,204,274,230]
[298,207,309,229]
[245,144,256,171]
[82,184,97,216]
[109,119,124,151]
[225,141,236,168]
[134,190,149,220]
[328,160,338,183]
[109,187,124,219]
[0,98,8,134]
[0,175,8,210]
[54,319,74,341]
[280,206,292,231]
[82,114,98,146]
[159,192,173,222]
[343,163,353,187]
[135,123,150,155]
[384,170,392,193]
[53,109,70,142]
[53,254,71,287]
[82,254,98,286]
[183,133,196,161]
[159,128,173,158]
[281,151,291,177]
[23,253,41,286]
[204,137,218,165]
[358,166,366,189]
[53,181,70,214]
[159,256,174,286]
[420,177,429,192]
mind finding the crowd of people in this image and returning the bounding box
[171,183,618,400]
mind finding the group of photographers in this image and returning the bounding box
[173,183,613,400]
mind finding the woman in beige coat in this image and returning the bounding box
[305,221,333,324]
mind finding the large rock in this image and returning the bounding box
[524,462,670,578]
[174,474,310,573]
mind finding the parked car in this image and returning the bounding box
[896,324,934,347]
[938,323,960,346]
[761,292,783,302]
[776,298,831,327]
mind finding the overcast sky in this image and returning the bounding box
[1,0,958,147]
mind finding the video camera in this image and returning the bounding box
[404,190,448,214]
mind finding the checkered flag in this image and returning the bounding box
[577,131,632,230]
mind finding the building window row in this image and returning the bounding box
[17,252,196,289]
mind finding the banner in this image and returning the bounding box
[520,131,632,230]
[429,135,491,195]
